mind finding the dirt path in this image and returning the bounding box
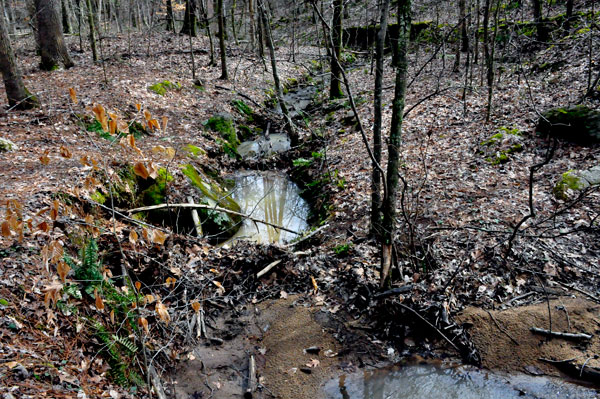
[174,296,344,399]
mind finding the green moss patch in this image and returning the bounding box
[206,114,240,158]
[148,80,182,96]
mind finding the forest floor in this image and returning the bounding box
[0,20,599,399]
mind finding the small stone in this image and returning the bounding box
[13,363,29,380]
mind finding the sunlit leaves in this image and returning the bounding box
[59,145,72,158]
[138,317,149,334]
[68,87,77,104]
[92,104,108,132]
[39,150,50,165]
[165,277,176,289]
[155,301,170,325]
[191,301,201,313]
[57,260,70,282]
[133,162,149,179]
[151,229,168,245]
[94,288,105,312]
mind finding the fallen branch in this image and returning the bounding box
[540,357,600,384]
[127,203,300,234]
[148,365,167,399]
[530,327,593,341]
[282,224,329,248]
[555,281,600,303]
[373,285,413,299]
[256,259,282,278]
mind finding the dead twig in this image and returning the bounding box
[486,310,520,345]
[530,327,593,341]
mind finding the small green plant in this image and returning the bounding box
[69,239,103,290]
[293,158,313,167]
[333,243,351,256]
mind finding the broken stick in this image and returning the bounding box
[187,196,203,238]
[530,327,593,341]
[244,354,256,399]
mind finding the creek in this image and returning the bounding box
[323,364,599,399]
[222,171,310,246]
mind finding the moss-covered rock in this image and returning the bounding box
[181,164,241,241]
[479,129,524,165]
[536,106,600,145]
[553,166,600,200]
[0,137,17,152]
[206,113,240,158]
[148,80,182,96]
[140,168,174,206]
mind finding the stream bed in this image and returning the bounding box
[223,171,310,246]
[323,364,599,399]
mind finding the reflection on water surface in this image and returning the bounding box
[323,365,599,399]
[224,172,309,246]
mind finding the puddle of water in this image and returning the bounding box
[222,172,309,246]
[237,133,290,159]
[323,365,599,399]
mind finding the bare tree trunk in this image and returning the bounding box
[198,0,216,65]
[565,0,574,31]
[257,0,297,146]
[181,0,197,36]
[230,0,238,45]
[371,0,391,237]
[217,0,227,79]
[248,0,255,50]
[329,0,343,99]
[85,0,98,61]
[61,0,72,33]
[532,0,547,41]
[166,0,175,32]
[454,0,467,72]
[34,0,74,70]
[0,11,38,109]
[380,0,411,288]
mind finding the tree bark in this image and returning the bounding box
[0,11,38,109]
[380,0,411,288]
[329,0,343,99]
[61,0,72,33]
[217,0,228,79]
[34,0,74,70]
[532,0,547,41]
[371,0,391,237]
[181,0,197,36]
